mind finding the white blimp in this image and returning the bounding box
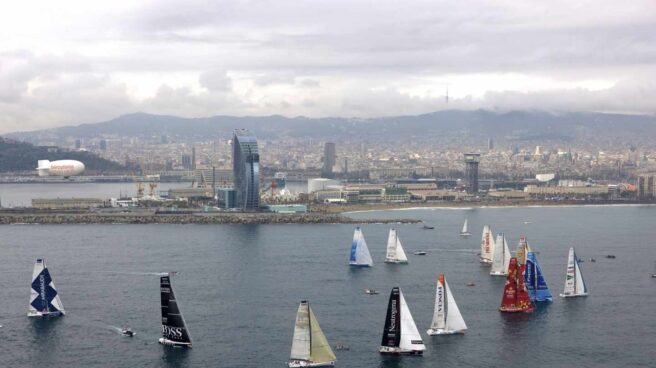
[36,160,85,177]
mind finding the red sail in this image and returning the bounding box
[516,262,534,312]
[499,257,534,313]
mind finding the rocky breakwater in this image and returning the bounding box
[0,212,420,225]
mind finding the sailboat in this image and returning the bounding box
[499,257,534,313]
[480,225,495,264]
[379,287,425,355]
[525,251,553,302]
[385,229,408,264]
[349,227,373,267]
[490,233,511,276]
[28,258,65,317]
[459,219,471,236]
[159,274,193,347]
[560,247,588,298]
[289,301,336,367]
[515,236,531,265]
[427,274,467,335]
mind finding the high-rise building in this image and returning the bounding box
[191,147,196,170]
[488,138,494,151]
[99,139,107,150]
[181,154,192,170]
[322,142,336,177]
[74,139,81,150]
[161,135,168,144]
[638,175,655,198]
[464,153,481,194]
[233,129,260,210]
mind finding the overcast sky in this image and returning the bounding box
[1,0,655,133]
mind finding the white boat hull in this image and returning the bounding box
[288,360,335,367]
[559,293,588,298]
[479,259,493,265]
[384,260,408,264]
[159,338,192,348]
[27,311,64,318]
[426,328,465,336]
[460,233,471,237]
[490,271,507,276]
[379,346,423,355]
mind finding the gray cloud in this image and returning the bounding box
[0,0,654,133]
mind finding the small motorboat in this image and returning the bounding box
[605,255,616,259]
[413,251,427,256]
[589,258,596,263]
[365,289,379,295]
[465,282,475,287]
[335,342,350,351]
[121,327,135,337]
[422,224,434,230]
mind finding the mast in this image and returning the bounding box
[160,275,192,346]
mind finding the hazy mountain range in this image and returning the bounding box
[5,110,656,145]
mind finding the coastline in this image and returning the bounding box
[313,200,656,214]
[0,212,420,225]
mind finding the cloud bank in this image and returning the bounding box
[0,0,655,133]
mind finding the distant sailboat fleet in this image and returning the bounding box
[18,219,598,363]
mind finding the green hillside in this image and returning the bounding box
[0,138,124,173]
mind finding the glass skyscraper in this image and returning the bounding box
[232,129,260,210]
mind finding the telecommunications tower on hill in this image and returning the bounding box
[464,153,480,194]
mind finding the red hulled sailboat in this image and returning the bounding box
[499,257,534,313]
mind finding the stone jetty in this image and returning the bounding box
[0,211,420,225]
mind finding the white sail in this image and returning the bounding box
[480,225,495,263]
[398,290,425,353]
[290,302,311,361]
[561,247,588,297]
[490,233,508,275]
[385,229,408,263]
[461,220,468,233]
[28,259,65,317]
[429,276,446,331]
[444,280,467,332]
[396,237,408,263]
[350,227,373,266]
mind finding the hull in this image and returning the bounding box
[349,262,372,267]
[384,259,408,264]
[460,233,471,237]
[158,338,192,348]
[379,346,423,355]
[426,328,465,336]
[499,306,533,313]
[480,258,493,265]
[288,360,335,368]
[559,292,588,298]
[27,311,64,318]
[490,271,506,276]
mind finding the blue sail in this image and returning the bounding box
[525,252,553,302]
[349,227,373,266]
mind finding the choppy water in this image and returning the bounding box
[1,205,654,367]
